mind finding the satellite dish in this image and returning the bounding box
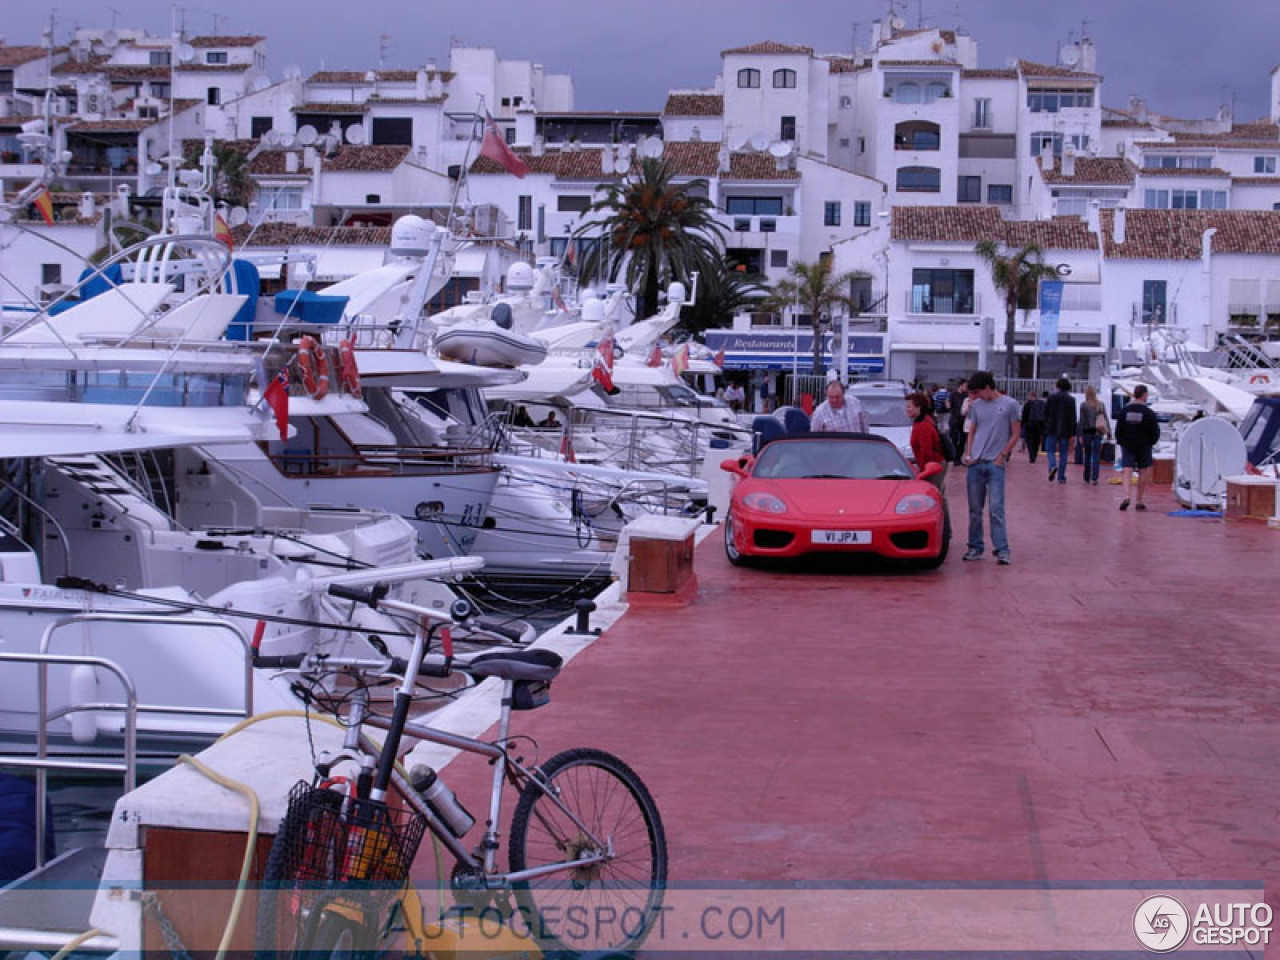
[296,125,318,146]
[749,132,769,152]
[641,136,664,159]
[283,64,302,81]
[102,30,120,49]
[252,75,271,92]
[768,140,793,158]
[228,206,249,226]
[613,153,631,175]
[889,16,905,29]
[277,132,296,148]
[1060,44,1081,67]
[176,43,196,63]
[260,128,279,147]
[1175,417,1248,509]
[345,125,367,145]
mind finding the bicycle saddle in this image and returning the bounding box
[465,648,563,681]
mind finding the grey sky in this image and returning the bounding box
[7,1,1279,122]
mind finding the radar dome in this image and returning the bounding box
[390,215,436,257]
[506,262,534,291]
[667,281,687,305]
[581,298,606,323]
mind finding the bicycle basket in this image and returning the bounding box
[280,780,428,899]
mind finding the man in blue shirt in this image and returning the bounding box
[961,371,1021,565]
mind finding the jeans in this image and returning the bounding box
[1081,432,1103,483]
[1045,434,1070,482]
[1023,424,1043,463]
[966,460,1008,557]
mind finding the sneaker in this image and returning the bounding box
[1119,499,1130,511]
[996,554,1011,565]
[962,549,983,562]
[1047,468,1056,482]
[1135,502,1147,511]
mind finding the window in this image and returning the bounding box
[371,117,411,145]
[1026,87,1093,112]
[823,201,841,226]
[759,219,777,233]
[973,98,991,129]
[500,97,510,107]
[1255,156,1277,174]
[924,81,949,102]
[890,82,921,103]
[839,95,852,108]
[137,105,158,119]
[858,136,866,153]
[894,120,940,150]
[987,184,1012,204]
[780,116,795,141]
[853,202,871,226]
[958,175,981,203]
[1147,154,1211,169]
[1146,190,1228,210]
[1144,189,1169,209]
[770,249,789,269]
[151,82,171,99]
[773,69,797,89]
[250,116,273,138]
[265,186,304,210]
[517,195,532,231]
[206,51,228,65]
[150,51,171,66]
[41,263,61,285]
[733,218,751,232]
[1142,280,1167,325]
[737,68,760,89]
[505,126,516,144]
[206,87,221,106]
[839,138,850,148]
[1171,189,1199,210]
[896,166,941,192]
[1030,132,1088,157]
[556,195,591,213]
[725,196,784,216]
[365,194,381,204]
[911,268,975,314]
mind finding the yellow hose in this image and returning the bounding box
[49,927,107,960]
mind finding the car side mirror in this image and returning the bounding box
[720,456,751,477]
[917,460,943,480]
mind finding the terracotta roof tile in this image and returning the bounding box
[821,56,867,74]
[176,63,250,73]
[1163,122,1280,144]
[322,145,410,172]
[292,101,369,114]
[880,59,960,68]
[720,41,813,57]
[188,35,264,48]
[1102,208,1280,259]
[1139,166,1230,178]
[662,93,723,116]
[54,62,171,80]
[726,151,799,180]
[472,141,738,181]
[236,222,392,247]
[1017,59,1099,80]
[0,45,49,67]
[962,68,1017,79]
[307,69,453,84]
[66,117,159,132]
[890,205,1097,250]
[662,141,719,177]
[1231,176,1280,185]
[1040,156,1137,185]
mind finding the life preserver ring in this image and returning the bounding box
[296,335,330,399]
[1250,373,1268,385]
[339,338,361,400]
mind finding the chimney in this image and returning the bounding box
[1112,205,1126,245]
[718,145,731,174]
[416,69,428,100]
[1078,38,1097,75]
[601,147,612,175]
[79,191,96,219]
[285,151,300,173]
[1061,145,1076,178]
[531,135,544,157]
[514,105,536,148]
[1128,96,1147,123]
[1086,199,1101,236]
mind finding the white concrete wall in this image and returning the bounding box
[722,52,813,154]
[0,222,102,306]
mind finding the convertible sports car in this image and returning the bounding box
[720,433,948,568]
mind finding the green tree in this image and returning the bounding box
[182,140,255,206]
[762,259,870,375]
[679,259,769,336]
[974,239,1060,379]
[574,157,724,320]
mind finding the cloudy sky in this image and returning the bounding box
[7,0,1279,122]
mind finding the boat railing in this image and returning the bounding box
[273,444,495,477]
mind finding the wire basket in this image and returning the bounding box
[280,780,427,900]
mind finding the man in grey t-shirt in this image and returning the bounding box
[961,371,1021,564]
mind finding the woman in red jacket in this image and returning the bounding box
[907,391,947,493]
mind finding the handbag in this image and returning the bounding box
[1095,411,1109,434]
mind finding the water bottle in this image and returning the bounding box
[409,764,475,838]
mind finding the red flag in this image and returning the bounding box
[214,213,234,251]
[671,343,690,377]
[33,188,54,226]
[263,367,290,440]
[479,110,529,178]
[592,335,615,392]
[713,348,726,367]
[558,429,576,463]
[551,285,568,313]
[566,241,577,269]
[646,343,663,367]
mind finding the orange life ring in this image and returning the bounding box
[1250,373,1268,384]
[339,338,361,400]
[296,335,330,399]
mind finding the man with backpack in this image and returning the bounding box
[1114,384,1161,511]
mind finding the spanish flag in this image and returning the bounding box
[213,213,234,251]
[33,188,54,227]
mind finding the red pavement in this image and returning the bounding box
[448,458,1280,889]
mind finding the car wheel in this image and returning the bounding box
[917,509,951,570]
[724,513,751,567]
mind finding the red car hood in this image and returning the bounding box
[739,477,915,517]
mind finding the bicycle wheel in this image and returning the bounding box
[295,906,373,960]
[509,747,667,955]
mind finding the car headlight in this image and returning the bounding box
[742,491,788,513]
[895,493,939,515]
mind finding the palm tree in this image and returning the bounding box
[974,239,1060,379]
[574,157,724,319]
[680,258,769,336]
[762,259,870,374]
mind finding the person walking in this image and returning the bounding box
[810,380,869,432]
[1042,377,1077,483]
[961,371,1021,565]
[907,391,947,493]
[1077,385,1111,486]
[1020,390,1046,463]
[1114,384,1161,511]
[947,380,969,464]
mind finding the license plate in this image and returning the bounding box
[812,529,871,545]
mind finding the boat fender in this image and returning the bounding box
[68,665,99,745]
[338,338,362,399]
[296,335,330,399]
[491,302,514,330]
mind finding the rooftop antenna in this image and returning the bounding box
[106,6,121,28]
[378,33,391,70]
[210,12,225,35]
[917,0,924,29]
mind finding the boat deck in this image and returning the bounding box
[458,457,1280,892]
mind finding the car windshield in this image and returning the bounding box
[851,394,912,427]
[753,439,912,480]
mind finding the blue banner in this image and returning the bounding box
[702,330,885,372]
[1038,281,1063,352]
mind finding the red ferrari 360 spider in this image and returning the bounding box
[720,433,948,568]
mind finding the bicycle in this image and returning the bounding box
[255,583,668,959]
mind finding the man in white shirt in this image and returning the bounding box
[809,381,869,433]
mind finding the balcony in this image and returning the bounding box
[1227,304,1280,334]
[903,291,980,316]
[716,213,800,240]
[1130,302,1179,327]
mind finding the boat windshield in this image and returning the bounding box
[850,394,912,427]
[754,438,912,480]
